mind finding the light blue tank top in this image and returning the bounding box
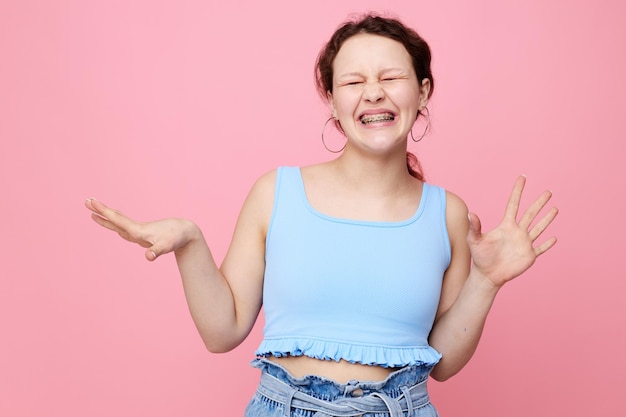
[255,166,451,367]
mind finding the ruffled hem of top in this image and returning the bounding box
[255,337,442,368]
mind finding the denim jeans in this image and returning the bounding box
[245,358,439,417]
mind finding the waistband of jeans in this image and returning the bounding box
[256,368,430,417]
[251,358,432,397]
[251,358,432,416]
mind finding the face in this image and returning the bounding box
[327,34,430,153]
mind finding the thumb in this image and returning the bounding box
[466,212,483,245]
[145,242,160,261]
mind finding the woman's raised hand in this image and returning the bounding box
[85,198,199,261]
[466,176,558,288]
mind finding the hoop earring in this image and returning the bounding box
[410,107,430,143]
[321,117,346,153]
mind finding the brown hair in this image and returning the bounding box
[315,14,434,180]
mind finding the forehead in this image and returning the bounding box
[333,33,413,73]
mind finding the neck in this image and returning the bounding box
[331,146,417,194]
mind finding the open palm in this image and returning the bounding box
[85,198,196,261]
[467,176,558,288]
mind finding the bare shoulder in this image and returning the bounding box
[249,169,277,197]
[445,190,469,238]
[241,169,277,230]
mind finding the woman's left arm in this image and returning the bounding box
[428,176,558,381]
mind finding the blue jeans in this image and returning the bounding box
[245,358,439,417]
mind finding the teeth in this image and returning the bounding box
[361,113,395,124]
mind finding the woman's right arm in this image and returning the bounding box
[85,170,276,352]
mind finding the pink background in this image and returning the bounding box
[1,0,624,415]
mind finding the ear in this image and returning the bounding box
[418,79,431,109]
[326,91,338,119]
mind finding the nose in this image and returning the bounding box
[362,81,384,103]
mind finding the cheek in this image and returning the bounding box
[398,99,421,121]
[333,94,359,118]
[391,86,421,109]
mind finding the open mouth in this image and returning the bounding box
[360,112,395,125]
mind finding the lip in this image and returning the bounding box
[357,108,397,120]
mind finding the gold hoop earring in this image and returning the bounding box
[411,107,431,143]
[321,117,346,153]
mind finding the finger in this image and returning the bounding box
[87,198,136,231]
[85,198,110,217]
[529,206,559,241]
[90,212,140,244]
[466,212,483,246]
[503,176,526,222]
[90,209,150,246]
[90,211,125,235]
[144,240,166,261]
[86,198,110,225]
[519,190,553,231]
[85,197,97,212]
[534,236,557,257]
[145,248,158,261]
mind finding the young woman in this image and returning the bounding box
[86,14,558,417]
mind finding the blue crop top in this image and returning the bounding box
[255,166,451,367]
